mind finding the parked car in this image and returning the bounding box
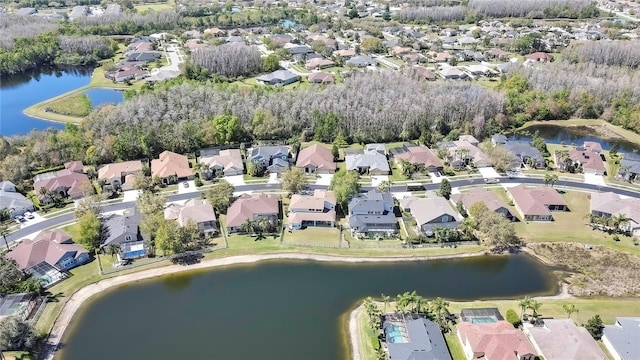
[14,216,25,224]
[484,178,500,184]
[183,181,189,188]
[24,212,34,220]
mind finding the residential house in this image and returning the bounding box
[101,209,146,259]
[439,67,467,80]
[365,144,386,155]
[305,58,335,70]
[433,52,454,63]
[583,141,603,154]
[0,181,34,218]
[590,192,640,236]
[8,230,89,286]
[247,146,290,173]
[507,184,568,221]
[348,191,396,238]
[526,52,554,62]
[486,48,509,60]
[439,139,492,169]
[346,55,376,67]
[602,317,640,360]
[501,140,545,169]
[226,194,279,233]
[308,72,334,84]
[288,190,336,229]
[98,160,143,191]
[306,34,336,48]
[284,44,314,55]
[151,151,194,185]
[618,153,640,182]
[345,150,390,175]
[523,319,607,360]
[165,199,218,237]
[296,144,336,174]
[199,149,244,178]
[457,321,538,360]
[400,194,462,236]
[256,70,299,86]
[333,48,356,60]
[555,147,606,175]
[34,162,90,202]
[451,189,515,221]
[204,27,226,37]
[491,134,508,146]
[0,293,36,322]
[271,34,293,45]
[124,51,161,62]
[465,64,493,77]
[409,66,437,81]
[383,317,452,360]
[394,145,444,173]
[459,135,479,146]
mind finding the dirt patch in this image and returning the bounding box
[529,242,640,297]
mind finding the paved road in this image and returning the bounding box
[597,4,640,22]
[8,178,638,245]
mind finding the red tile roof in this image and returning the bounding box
[226,194,279,227]
[296,144,336,171]
[7,230,87,270]
[395,146,443,168]
[458,321,536,360]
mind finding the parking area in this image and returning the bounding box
[225,175,246,186]
[584,173,606,186]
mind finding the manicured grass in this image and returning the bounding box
[282,227,341,247]
[61,223,80,239]
[444,329,466,360]
[356,306,380,360]
[3,351,32,360]
[46,93,92,117]
[447,298,640,326]
[513,190,640,257]
[290,64,310,73]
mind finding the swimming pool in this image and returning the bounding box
[470,316,498,324]
[386,324,408,344]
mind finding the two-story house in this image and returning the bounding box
[247,146,290,173]
[348,190,397,238]
[98,160,143,191]
[288,190,337,230]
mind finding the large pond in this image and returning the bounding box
[0,67,122,136]
[58,255,557,360]
[511,124,640,153]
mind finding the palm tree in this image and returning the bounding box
[543,172,558,187]
[257,217,273,234]
[430,296,450,328]
[241,219,255,235]
[518,296,532,319]
[611,213,630,234]
[106,243,120,258]
[413,296,429,315]
[381,293,391,313]
[528,299,543,319]
[0,224,10,251]
[563,304,579,320]
[376,180,391,193]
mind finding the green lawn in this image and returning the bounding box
[282,227,341,247]
[513,190,640,257]
[135,0,174,12]
[356,306,380,360]
[444,329,466,360]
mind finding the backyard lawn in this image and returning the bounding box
[282,227,341,247]
[513,190,640,257]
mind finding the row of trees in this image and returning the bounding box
[397,5,467,23]
[191,43,263,79]
[468,0,597,18]
[363,292,452,331]
[564,40,640,69]
[0,14,57,50]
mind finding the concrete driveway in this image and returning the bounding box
[178,180,197,194]
[225,175,246,186]
[429,172,444,183]
[122,190,141,202]
[268,173,280,184]
[584,173,606,186]
[371,175,389,187]
[315,174,333,186]
[478,167,501,178]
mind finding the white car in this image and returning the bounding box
[24,211,34,219]
[484,178,500,184]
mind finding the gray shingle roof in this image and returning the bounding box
[384,318,452,360]
[345,151,390,173]
[603,317,640,360]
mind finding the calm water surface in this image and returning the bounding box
[0,68,122,136]
[512,124,640,153]
[59,255,556,360]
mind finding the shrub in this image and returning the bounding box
[194,177,203,187]
[506,309,522,328]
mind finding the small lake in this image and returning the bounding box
[511,124,640,153]
[58,255,557,360]
[0,68,122,136]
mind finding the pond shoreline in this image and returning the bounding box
[42,251,494,360]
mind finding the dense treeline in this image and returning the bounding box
[191,43,263,79]
[56,35,117,66]
[563,40,640,69]
[390,0,455,6]
[397,6,467,23]
[0,14,57,49]
[468,0,598,18]
[0,72,504,183]
[72,11,181,35]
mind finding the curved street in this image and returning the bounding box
[6,177,638,244]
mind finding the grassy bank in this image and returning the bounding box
[46,93,92,117]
